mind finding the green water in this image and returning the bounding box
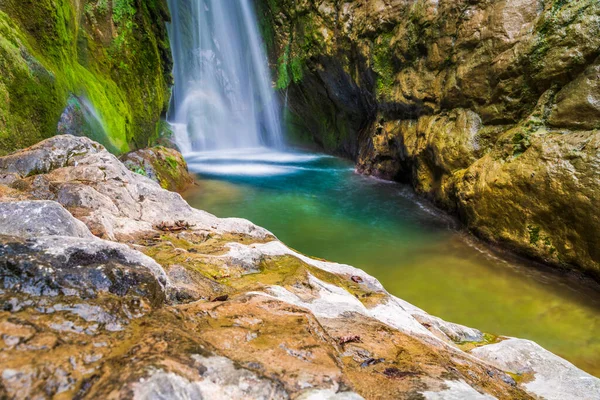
[184,149,600,376]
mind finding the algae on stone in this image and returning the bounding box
[0,0,173,155]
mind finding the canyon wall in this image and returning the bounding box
[258,0,600,277]
[0,0,173,154]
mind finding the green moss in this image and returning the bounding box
[508,117,542,158]
[290,56,303,83]
[225,255,386,307]
[511,130,531,157]
[113,0,136,24]
[457,333,501,351]
[372,33,396,99]
[275,44,305,89]
[165,155,178,170]
[528,225,541,245]
[0,0,172,155]
[276,44,291,90]
[132,166,147,176]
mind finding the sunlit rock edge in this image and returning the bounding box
[0,136,597,400]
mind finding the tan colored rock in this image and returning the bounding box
[1,136,598,398]
[549,58,600,130]
[265,0,600,276]
[454,129,600,275]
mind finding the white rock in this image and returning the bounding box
[471,338,600,400]
[422,380,497,400]
[0,200,94,239]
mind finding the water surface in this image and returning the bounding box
[184,149,600,377]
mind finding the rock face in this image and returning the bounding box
[1,135,599,399]
[0,0,172,155]
[120,146,195,193]
[0,135,264,241]
[0,201,93,239]
[259,0,600,277]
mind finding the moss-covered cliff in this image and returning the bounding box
[0,0,172,155]
[259,0,600,277]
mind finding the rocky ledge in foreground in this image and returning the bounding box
[0,136,598,399]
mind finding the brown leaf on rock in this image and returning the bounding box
[154,220,195,232]
[338,335,361,345]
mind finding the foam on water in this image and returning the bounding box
[186,148,349,177]
[187,163,294,177]
[185,148,329,164]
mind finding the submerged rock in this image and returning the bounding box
[0,135,598,399]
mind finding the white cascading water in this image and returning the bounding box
[167,0,284,154]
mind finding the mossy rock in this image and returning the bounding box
[120,146,194,193]
[0,0,173,155]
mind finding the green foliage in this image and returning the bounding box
[276,45,291,90]
[372,33,396,98]
[97,0,109,14]
[112,0,136,24]
[276,44,305,90]
[290,56,303,83]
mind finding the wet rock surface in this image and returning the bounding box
[0,136,598,399]
[261,0,600,277]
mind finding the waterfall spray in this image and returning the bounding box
[167,0,284,154]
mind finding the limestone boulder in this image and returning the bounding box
[0,135,103,178]
[0,200,93,239]
[472,338,600,400]
[0,135,270,241]
[1,136,599,398]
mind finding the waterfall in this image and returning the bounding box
[167,0,284,154]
